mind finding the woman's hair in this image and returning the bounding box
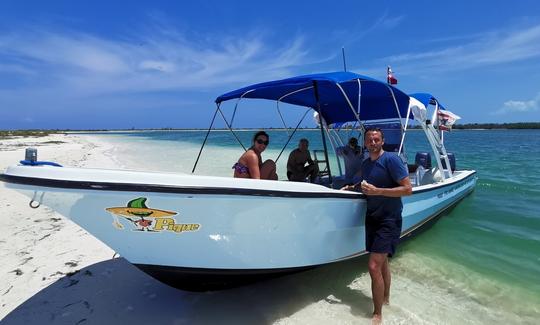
[253,130,269,142]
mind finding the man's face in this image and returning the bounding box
[299,141,309,152]
[364,131,384,154]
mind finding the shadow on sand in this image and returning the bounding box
[3,256,373,324]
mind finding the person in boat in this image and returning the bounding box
[336,137,364,184]
[232,131,278,180]
[342,127,412,323]
[286,138,319,182]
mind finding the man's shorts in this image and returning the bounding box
[365,214,402,257]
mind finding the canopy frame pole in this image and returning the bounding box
[230,89,255,126]
[217,107,247,151]
[192,104,220,173]
[229,98,241,127]
[398,104,411,156]
[336,82,363,125]
[323,124,342,175]
[387,85,407,160]
[275,108,311,163]
[335,79,365,152]
[387,85,404,126]
[313,80,333,185]
[276,101,290,137]
[326,128,344,176]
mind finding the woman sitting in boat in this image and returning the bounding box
[232,131,278,180]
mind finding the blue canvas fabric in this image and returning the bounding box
[360,152,409,256]
[216,72,411,125]
[409,92,445,110]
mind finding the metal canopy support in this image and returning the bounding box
[274,108,311,163]
[192,105,220,173]
[230,89,256,126]
[276,101,290,137]
[398,104,411,156]
[335,82,362,125]
[217,107,247,151]
[313,81,332,185]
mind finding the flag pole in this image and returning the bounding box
[342,47,347,71]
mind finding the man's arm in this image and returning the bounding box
[361,177,412,197]
[307,150,314,165]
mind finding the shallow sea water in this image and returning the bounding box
[92,129,540,324]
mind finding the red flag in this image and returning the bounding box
[437,109,461,131]
[387,66,398,85]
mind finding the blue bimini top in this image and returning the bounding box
[216,71,412,125]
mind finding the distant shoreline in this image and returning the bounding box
[1,122,540,136]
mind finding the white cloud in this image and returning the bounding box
[495,94,540,115]
[380,14,405,30]
[381,23,540,73]
[0,24,315,98]
[138,60,177,73]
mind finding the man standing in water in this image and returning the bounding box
[343,128,412,323]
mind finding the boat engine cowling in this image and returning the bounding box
[415,152,431,169]
[442,153,456,171]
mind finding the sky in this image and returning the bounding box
[1,0,540,129]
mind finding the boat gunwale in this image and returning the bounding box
[0,170,476,198]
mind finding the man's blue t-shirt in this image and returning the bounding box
[360,152,409,219]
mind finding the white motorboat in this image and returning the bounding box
[0,72,476,290]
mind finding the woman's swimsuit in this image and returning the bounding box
[232,162,250,175]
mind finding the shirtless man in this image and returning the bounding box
[287,138,318,182]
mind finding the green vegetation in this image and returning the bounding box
[452,122,540,129]
[0,130,60,139]
[1,122,540,135]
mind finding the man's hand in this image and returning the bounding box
[361,180,380,196]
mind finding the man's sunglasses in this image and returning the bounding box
[256,138,269,145]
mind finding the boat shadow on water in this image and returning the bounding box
[3,256,374,324]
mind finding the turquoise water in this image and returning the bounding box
[96,129,540,323]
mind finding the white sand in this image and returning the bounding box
[0,134,117,319]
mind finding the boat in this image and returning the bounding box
[0,72,477,291]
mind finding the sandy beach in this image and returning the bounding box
[0,134,117,321]
[0,134,379,324]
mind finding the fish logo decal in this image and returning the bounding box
[106,197,200,233]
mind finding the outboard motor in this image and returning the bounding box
[442,153,456,171]
[415,152,431,169]
[413,152,432,186]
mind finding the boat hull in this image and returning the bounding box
[0,165,476,290]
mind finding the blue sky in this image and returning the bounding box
[1,0,540,129]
